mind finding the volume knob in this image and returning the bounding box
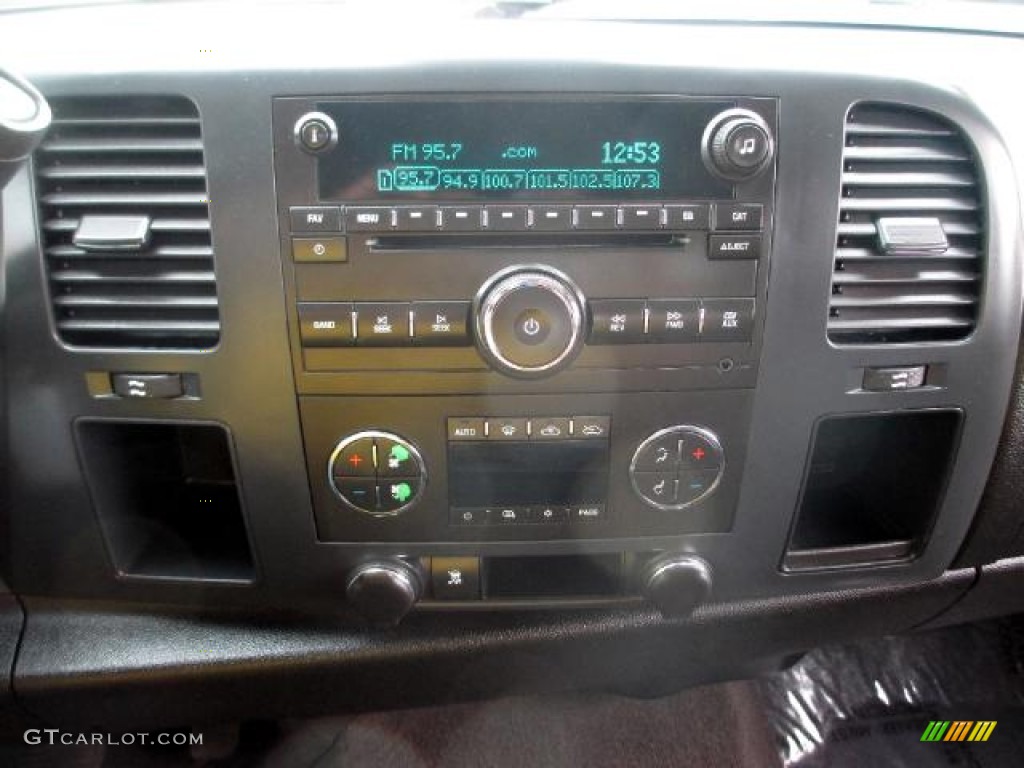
[473,265,587,379]
[703,109,774,182]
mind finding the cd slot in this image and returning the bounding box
[366,232,689,253]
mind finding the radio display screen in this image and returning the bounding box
[317,99,735,201]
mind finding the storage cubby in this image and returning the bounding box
[783,410,962,570]
[76,420,255,582]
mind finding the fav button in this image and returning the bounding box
[289,206,342,233]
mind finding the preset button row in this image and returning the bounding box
[289,203,763,234]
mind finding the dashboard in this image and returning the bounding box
[2,1,1024,730]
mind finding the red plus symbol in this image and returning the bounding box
[692,447,706,461]
[348,454,364,468]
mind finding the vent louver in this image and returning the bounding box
[34,95,219,349]
[828,103,984,344]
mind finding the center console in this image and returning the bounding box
[273,95,776,618]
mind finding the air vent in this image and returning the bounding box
[828,103,984,344]
[34,95,219,349]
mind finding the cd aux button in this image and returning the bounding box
[701,298,755,342]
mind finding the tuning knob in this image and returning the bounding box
[345,559,423,626]
[641,554,712,618]
[702,109,774,182]
[473,265,587,379]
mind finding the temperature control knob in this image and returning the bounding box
[329,431,426,517]
[346,559,424,626]
[641,554,712,618]
[702,109,774,182]
[630,426,725,509]
[474,265,587,379]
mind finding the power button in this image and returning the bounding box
[514,309,552,345]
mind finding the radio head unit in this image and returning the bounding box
[273,94,776,553]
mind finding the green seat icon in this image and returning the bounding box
[390,482,412,504]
